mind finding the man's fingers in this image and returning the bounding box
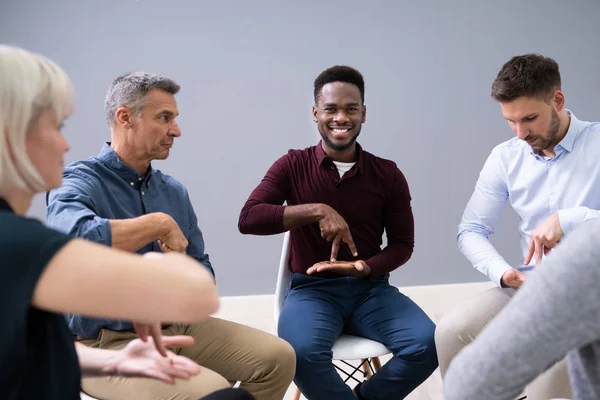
[534,238,543,266]
[545,236,560,249]
[158,240,171,253]
[516,271,526,286]
[524,238,535,265]
[317,263,353,273]
[316,264,333,273]
[330,235,342,261]
[343,233,358,257]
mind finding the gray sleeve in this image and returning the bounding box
[567,342,600,400]
[444,218,600,400]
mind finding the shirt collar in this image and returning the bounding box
[98,142,153,186]
[554,109,582,153]
[315,141,365,174]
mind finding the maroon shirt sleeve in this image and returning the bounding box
[238,155,290,235]
[365,168,415,275]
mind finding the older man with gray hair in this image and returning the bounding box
[46,72,296,400]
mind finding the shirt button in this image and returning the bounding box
[130,182,134,186]
[334,178,339,183]
[142,191,145,196]
[138,177,143,181]
[331,166,335,170]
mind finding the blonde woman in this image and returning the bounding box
[0,45,220,399]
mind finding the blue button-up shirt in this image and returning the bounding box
[46,143,213,338]
[458,110,600,286]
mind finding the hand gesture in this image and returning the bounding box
[306,260,370,279]
[524,212,563,266]
[317,204,358,261]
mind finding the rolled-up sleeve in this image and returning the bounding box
[46,169,112,246]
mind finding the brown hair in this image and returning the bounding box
[491,54,561,102]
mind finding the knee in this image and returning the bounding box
[402,325,438,371]
[435,312,474,349]
[290,337,333,367]
[261,336,297,381]
[180,373,231,400]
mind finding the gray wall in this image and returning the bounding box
[1,0,599,295]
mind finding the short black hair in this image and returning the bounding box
[314,65,365,104]
[491,54,561,102]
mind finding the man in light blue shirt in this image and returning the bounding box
[435,54,600,399]
[46,72,295,400]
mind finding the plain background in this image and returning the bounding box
[1,0,599,295]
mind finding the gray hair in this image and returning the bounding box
[104,72,180,127]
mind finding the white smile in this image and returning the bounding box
[331,128,350,133]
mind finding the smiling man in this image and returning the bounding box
[46,72,296,400]
[435,54,600,399]
[238,66,438,400]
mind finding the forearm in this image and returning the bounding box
[110,213,167,252]
[238,202,326,235]
[76,342,120,378]
[457,230,512,286]
[34,241,219,323]
[365,243,413,276]
[283,204,327,230]
[238,200,286,235]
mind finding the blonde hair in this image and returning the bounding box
[0,45,74,195]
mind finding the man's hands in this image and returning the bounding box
[500,268,527,289]
[305,205,366,278]
[307,260,371,279]
[109,335,201,384]
[317,204,358,261]
[157,213,188,253]
[502,213,563,289]
[524,212,563,266]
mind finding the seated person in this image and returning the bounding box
[0,45,217,400]
[239,65,438,400]
[436,54,600,399]
[444,218,600,400]
[46,71,295,400]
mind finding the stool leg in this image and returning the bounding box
[293,386,301,400]
[372,356,382,372]
[361,359,372,379]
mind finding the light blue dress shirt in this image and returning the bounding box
[458,110,600,285]
[46,143,213,338]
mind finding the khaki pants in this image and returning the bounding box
[80,317,296,400]
[435,287,572,400]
